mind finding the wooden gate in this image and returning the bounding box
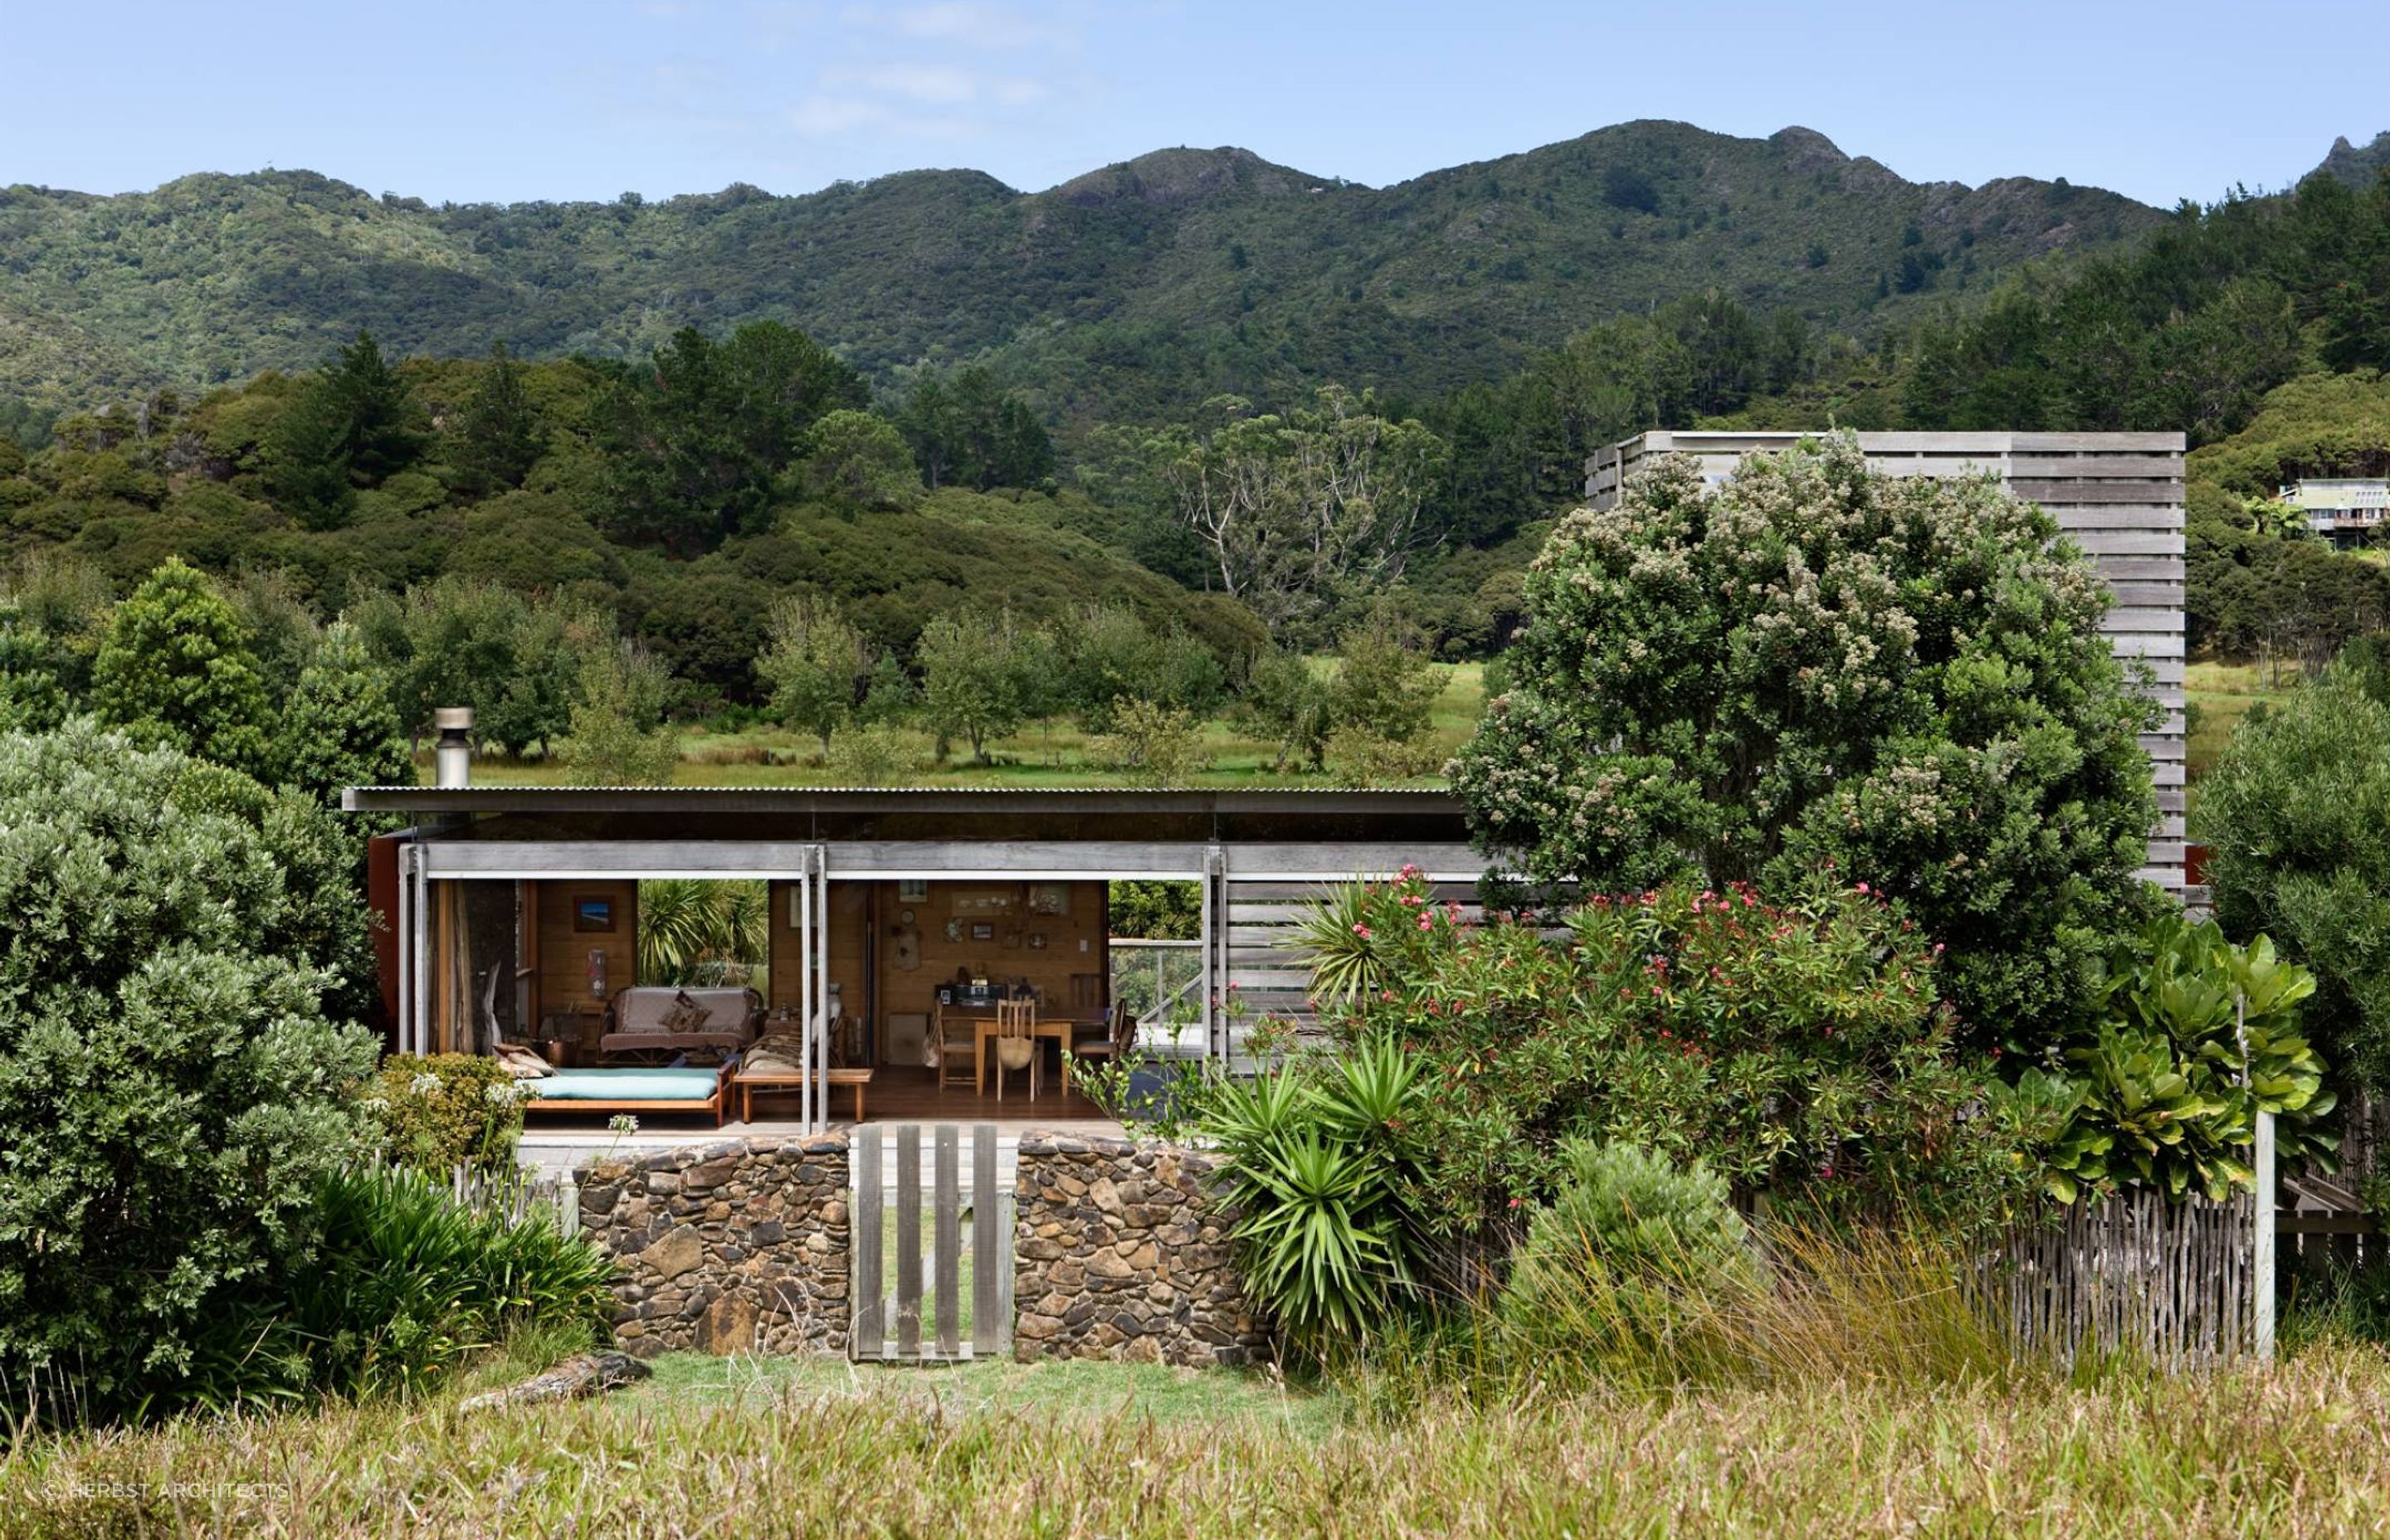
[851,1124,1012,1362]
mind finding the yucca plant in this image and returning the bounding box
[1203,1038,1429,1352]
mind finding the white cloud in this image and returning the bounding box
[858,62,979,103]
[788,95,889,136]
[890,3,1052,49]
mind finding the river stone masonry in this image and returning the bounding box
[1012,1132,1269,1366]
[578,1134,850,1357]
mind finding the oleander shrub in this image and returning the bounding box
[1287,870,2038,1260]
[363,1054,526,1174]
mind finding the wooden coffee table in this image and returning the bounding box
[736,1065,875,1123]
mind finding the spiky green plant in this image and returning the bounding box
[636,879,768,987]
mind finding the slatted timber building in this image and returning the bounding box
[1585,431,2188,899]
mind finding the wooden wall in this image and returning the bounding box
[1587,431,2187,897]
[768,880,1110,1066]
[531,879,637,1053]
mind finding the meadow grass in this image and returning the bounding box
[9,1344,2390,1536]
[2185,657,2297,786]
[421,664,1487,790]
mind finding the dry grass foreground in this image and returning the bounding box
[10,1348,2390,1538]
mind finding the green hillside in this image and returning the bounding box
[0,120,2161,422]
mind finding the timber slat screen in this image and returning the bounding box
[1587,431,2188,901]
[1220,880,1483,1066]
[1990,1186,2263,1368]
[851,1124,1011,1362]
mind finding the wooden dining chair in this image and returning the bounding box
[993,997,1040,1101]
[1067,999,1135,1097]
[935,1007,979,1094]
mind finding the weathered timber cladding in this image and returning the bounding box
[1587,431,2188,896]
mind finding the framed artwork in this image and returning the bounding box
[970,921,996,942]
[1026,883,1072,918]
[897,878,929,902]
[952,886,1017,916]
[572,895,615,933]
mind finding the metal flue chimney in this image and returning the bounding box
[434,707,474,789]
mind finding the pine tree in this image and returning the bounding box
[90,558,276,774]
[273,620,412,801]
[451,341,545,496]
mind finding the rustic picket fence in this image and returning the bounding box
[1985,1114,2275,1368]
[432,1162,578,1233]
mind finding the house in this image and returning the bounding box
[2279,477,2390,545]
[1587,430,2189,899]
[346,775,1485,1133]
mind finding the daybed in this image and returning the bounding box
[520,1063,731,1128]
[597,986,763,1060]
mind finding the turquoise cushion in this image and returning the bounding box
[529,1068,719,1102]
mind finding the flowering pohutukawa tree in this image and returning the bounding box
[1290,869,2040,1246]
[1451,434,2158,1050]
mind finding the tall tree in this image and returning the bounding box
[273,620,413,801]
[1155,387,1447,639]
[755,595,872,753]
[90,558,276,775]
[1452,435,2158,1046]
[265,329,425,527]
[449,341,546,496]
[896,366,1056,492]
[600,321,868,553]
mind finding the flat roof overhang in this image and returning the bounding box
[345,786,1485,880]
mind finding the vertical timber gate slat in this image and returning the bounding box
[851,1124,1012,1362]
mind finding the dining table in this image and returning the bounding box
[934,999,1109,1097]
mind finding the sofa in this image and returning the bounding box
[597,985,763,1060]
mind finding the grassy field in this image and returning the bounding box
[2185,658,2300,792]
[11,1346,2390,1535]
[431,664,1488,789]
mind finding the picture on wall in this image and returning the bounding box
[952,887,1017,916]
[1026,883,1072,917]
[572,896,615,933]
[970,921,996,941]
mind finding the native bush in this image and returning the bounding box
[0,722,378,1418]
[363,1054,527,1174]
[2022,912,2334,1202]
[2201,662,2390,1091]
[1452,433,2158,1050]
[183,1165,612,1408]
[1287,870,2036,1253]
[1500,1142,1758,1377]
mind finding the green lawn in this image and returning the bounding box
[432,662,1488,789]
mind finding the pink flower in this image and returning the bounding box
[1353,924,1373,939]
[1855,881,1871,895]
[1417,913,1434,931]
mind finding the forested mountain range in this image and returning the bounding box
[0,119,2161,423]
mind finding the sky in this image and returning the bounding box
[2,0,2381,209]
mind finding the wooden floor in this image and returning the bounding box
[744,1064,1111,1125]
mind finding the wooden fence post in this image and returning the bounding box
[2255,1108,2276,1363]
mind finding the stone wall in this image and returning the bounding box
[1012,1132,1269,1366]
[577,1134,850,1357]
